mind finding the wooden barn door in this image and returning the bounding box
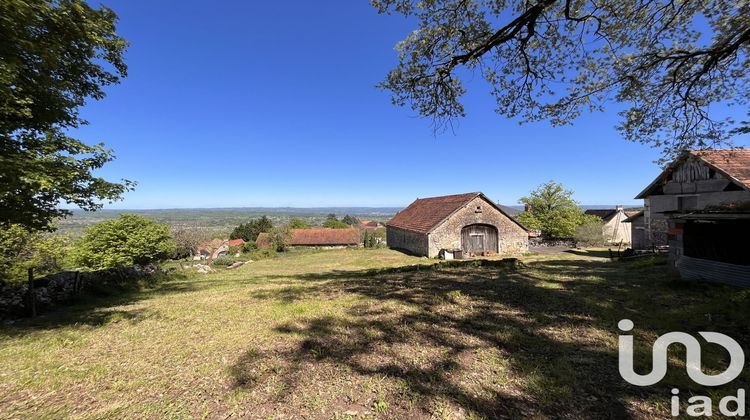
[461,224,498,256]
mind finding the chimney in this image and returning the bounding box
[616,205,624,211]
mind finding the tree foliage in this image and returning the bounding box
[287,218,310,229]
[0,225,69,283]
[574,218,605,245]
[517,181,595,238]
[373,0,750,159]
[341,215,360,226]
[230,216,273,242]
[322,214,349,229]
[0,0,132,231]
[267,226,293,252]
[171,227,211,259]
[71,214,175,270]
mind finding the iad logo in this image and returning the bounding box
[617,319,746,417]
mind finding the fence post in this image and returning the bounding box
[27,268,36,318]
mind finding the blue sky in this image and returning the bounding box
[73,1,748,209]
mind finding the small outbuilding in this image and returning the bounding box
[386,192,528,258]
[623,211,647,250]
[584,206,640,244]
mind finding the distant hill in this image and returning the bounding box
[58,204,640,236]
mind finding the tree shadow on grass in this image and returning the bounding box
[0,272,200,338]
[229,258,750,418]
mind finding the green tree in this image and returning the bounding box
[0,225,71,284]
[517,181,593,238]
[342,215,360,225]
[0,0,132,231]
[171,226,211,259]
[267,226,292,252]
[230,216,273,241]
[287,218,310,229]
[374,0,749,159]
[71,214,175,270]
[323,219,350,229]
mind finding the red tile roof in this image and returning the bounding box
[387,192,481,234]
[387,192,526,234]
[290,228,360,245]
[227,239,245,247]
[256,228,360,248]
[636,149,750,198]
[691,149,750,190]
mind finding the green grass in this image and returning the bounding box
[1,247,748,419]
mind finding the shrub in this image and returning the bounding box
[71,214,176,270]
[241,241,256,253]
[212,256,237,266]
[574,218,605,246]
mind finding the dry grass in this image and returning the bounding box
[1,247,748,419]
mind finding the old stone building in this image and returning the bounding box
[635,149,750,247]
[386,192,528,258]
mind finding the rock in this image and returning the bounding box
[226,262,244,270]
[194,264,214,274]
[243,260,253,265]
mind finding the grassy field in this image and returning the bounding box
[1,248,748,419]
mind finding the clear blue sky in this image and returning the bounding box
[73,1,748,209]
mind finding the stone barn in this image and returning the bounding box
[386,192,528,258]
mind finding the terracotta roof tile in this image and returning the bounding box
[227,239,245,247]
[690,149,750,190]
[256,228,360,248]
[289,228,360,245]
[386,192,482,234]
[636,149,750,198]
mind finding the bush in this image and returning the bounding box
[574,218,605,246]
[241,241,256,253]
[71,214,176,270]
[212,256,237,266]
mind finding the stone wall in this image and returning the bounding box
[428,196,528,258]
[385,226,429,256]
[0,265,161,319]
